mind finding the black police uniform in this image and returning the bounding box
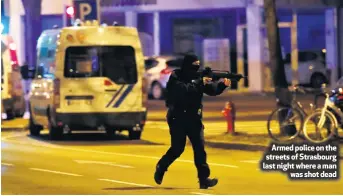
[154,54,228,189]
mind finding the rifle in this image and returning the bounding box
[196,67,247,82]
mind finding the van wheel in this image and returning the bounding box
[48,117,63,140]
[129,130,142,140]
[15,109,24,117]
[49,126,63,140]
[105,128,116,137]
[311,73,326,89]
[29,112,43,136]
[6,109,15,120]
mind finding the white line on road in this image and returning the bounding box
[176,159,238,168]
[56,146,239,168]
[29,168,83,177]
[4,138,239,169]
[74,160,134,168]
[1,133,27,140]
[190,192,212,195]
[240,160,259,164]
[98,179,154,187]
[1,162,14,166]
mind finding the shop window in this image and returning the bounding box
[172,18,221,54]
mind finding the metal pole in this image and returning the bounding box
[236,26,245,90]
[153,12,160,56]
[291,10,299,86]
[97,0,101,22]
[62,4,67,27]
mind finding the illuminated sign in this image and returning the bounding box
[73,0,100,21]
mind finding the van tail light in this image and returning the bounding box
[9,43,18,70]
[160,68,172,75]
[53,78,60,108]
[104,79,112,86]
[142,77,148,108]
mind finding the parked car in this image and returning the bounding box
[284,50,329,88]
[1,35,25,120]
[144,55,183,99]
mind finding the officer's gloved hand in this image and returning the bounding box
[203,77,212,85]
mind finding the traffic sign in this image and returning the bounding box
[73,0,100,21]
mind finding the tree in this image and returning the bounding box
[264,0,296,135]
[21,0,42,68]
[321,0,343,80]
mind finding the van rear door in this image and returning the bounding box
[61,45,140,113]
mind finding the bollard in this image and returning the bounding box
[222,101,236,134]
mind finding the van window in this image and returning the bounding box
[299,52,317,62]
[166,58,183,68]
[64,46,138,84]
[145,58,158,70]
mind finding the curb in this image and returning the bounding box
[203,137,343,157]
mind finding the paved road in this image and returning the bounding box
[3,93,339,194]
[2,129,343,195]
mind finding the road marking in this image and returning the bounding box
[74,160,134,168]
[58,147,239,168]
[1,133,27,140]
[240,160,259,164]
[3,138,239,169]
[29,168,83,177]
[98,179,154,187]
[2,137,61,149]
[190,192,212,195]
[175,159,238,168]
[1,162,14,166]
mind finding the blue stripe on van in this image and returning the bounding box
[113,84,135,108]
[105,85,126,108]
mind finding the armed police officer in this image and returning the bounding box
[154,54,231,189]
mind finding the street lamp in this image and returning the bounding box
[63,6,75,27]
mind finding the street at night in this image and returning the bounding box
[2,94,343,195]
[2,0,343,194]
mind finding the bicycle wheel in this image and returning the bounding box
[303,109,338,144]
[267,107,303,142]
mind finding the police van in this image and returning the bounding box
[1,35,25,120]
[29,21,148,140]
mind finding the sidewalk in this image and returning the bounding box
[147,111,271,121]
[147,120,343,155]
[202,122,343,155]
[1,118,28,131]
[146,120,270,151]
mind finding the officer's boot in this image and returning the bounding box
[154,165,166,185]
[199,178,218,189]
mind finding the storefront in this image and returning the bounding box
[4,0,343,92]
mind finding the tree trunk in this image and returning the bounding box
[21,0,42,69]
[264,0,296,135]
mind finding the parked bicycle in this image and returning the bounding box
[303,81,343,144]
[267,85,319,142]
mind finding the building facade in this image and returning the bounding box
[3,0,342,92]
